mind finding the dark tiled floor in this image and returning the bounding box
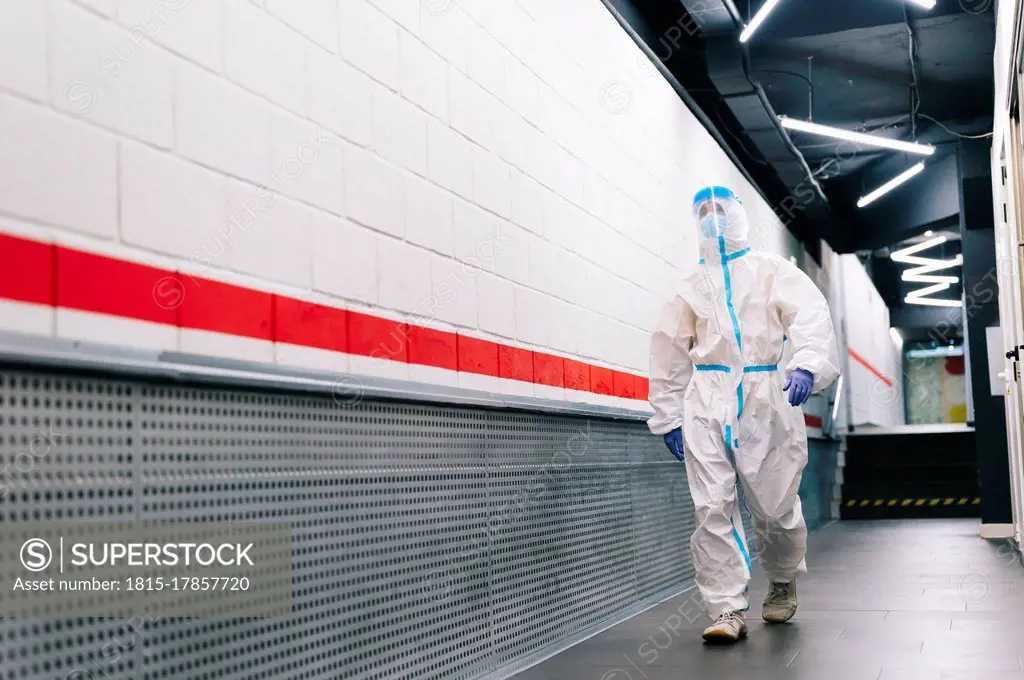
[511,519,1024,680]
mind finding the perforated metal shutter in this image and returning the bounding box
[0,367,747,680]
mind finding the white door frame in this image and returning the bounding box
[996,111,1024,548]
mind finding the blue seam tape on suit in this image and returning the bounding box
[696,364,732,373]
[731,520,752,574]
[700,248,747,266]
[718,235,743,353]
[697,364,778,374]
[743,364,779,373]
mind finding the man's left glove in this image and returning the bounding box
[663,428,685,462]
[783,368,814,406]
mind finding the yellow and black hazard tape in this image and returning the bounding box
[844,497,981,508]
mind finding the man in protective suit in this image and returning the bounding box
[647,185,841,643]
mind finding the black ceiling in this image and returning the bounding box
[606,0,995,255]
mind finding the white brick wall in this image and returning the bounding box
[120,141,225,257]
[223,0,307,115]
[0,95,117,239]
[378,237,432,313]
[372,84,428,175]
[0,0,47,101]
[311,214,379,303]
[307,48,373,146]
[223,181,313,288]
[175,61,270,183]
[0,0,797,388]
[119,0,223,71]
[399,31,448,121]
[404,174,454,254]
[50,0,175,148]
[266,0,338,53]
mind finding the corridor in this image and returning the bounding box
[513,520,1024,680]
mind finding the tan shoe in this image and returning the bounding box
[702,610,748,643]
[762,581,797,623]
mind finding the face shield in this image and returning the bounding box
[692,186,750,244]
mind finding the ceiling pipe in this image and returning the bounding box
[739,48,829,205]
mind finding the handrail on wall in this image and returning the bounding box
[0,330,653,424]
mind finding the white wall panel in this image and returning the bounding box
[840,254,904,428]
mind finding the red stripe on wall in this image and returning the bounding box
[534,352,564,388]
[348,311,408,362]
[179,274,273,340]
[499,345,534,383]
[848,348,893,387]
[591,367,614,396]
[57,247,178,326]
[456,334,499,377]
[635,377,650,402]
[613,371,636,400]
[0,233,53,306]
[275,297,347,353]
[0,233,652,401]
[564,359,591,392]
[408,325,458,371]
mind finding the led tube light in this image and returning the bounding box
[739,0,783,43]
[905,0,936,8]
[779,117,936,156]
[891,236,963,308]
[830,375,843,425]
[857,162,926,208]
[904,292,963,308]
[890,236,948,261]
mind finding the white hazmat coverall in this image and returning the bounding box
[647,186,841,618]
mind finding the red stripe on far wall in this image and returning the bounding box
[0,234,651,401]
[804,414,823,428]
[847,348,894,387]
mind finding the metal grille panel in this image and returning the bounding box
[0,367,748,680]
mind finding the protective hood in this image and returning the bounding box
[692,185,750,262]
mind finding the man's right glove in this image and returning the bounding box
[663,427,685,462]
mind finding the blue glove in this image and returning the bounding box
[783,368,814,406]
[663,428,684,461]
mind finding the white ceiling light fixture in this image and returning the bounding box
[890,236,963,307]
[779,116,936,156]
[904,0,936,8]
[857,162,926,208]
[739,0,784,43]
